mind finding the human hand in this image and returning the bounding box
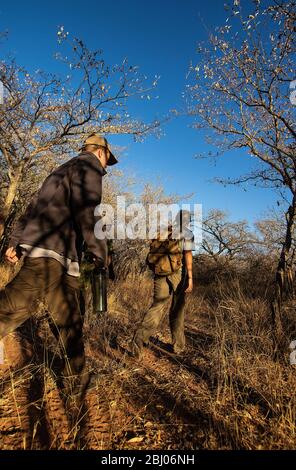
[5,247,21,264]
[185,278,193,293]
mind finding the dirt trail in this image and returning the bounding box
[1,319,213,450]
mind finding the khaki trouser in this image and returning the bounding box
[134,269,187,352]
[0,257,85,382]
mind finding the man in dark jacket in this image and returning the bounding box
[0,134,117,398]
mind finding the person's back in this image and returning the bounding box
[10,151,108,270]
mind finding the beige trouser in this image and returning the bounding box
[134,269,187,352]
[0,257,85,381]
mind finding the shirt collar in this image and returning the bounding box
[79,151,107,176]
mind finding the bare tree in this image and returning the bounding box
[0,28,161,251]
[255,210,296,261]
[202,209,256,263]
[188,0,296,340]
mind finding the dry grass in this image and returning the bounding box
[1,259,296,449]
[0,264,15,288]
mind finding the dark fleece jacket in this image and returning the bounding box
[9,151,108,265]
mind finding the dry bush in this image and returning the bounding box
[0,263,15,287]
[205,282,296,449]
[194,253,277,303]
[84,266,296,450]
[1,257,296,449]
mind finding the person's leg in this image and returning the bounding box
[169,272,187,353]
[0,258,48,339]
[44,272,87,397]
[0,257,66,374]
[132,275,171,356]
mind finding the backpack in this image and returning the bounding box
[146,229,183,276]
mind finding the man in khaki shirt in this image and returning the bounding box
[132,210,194,358]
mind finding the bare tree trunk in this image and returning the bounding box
[271,196,296,350]
[0,217,4,240]
[0,174,21,259]
[0,204,17,261]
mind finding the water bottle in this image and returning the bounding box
[91,267,108,314]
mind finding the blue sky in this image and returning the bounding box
[0,0,280,225]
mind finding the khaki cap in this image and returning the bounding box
[82,134,118,166]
